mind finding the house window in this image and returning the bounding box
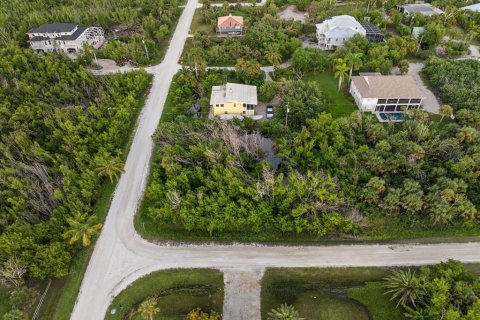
[378,99,387,104]
[233,104,236,107]
[221,104,224,107]
[410,99,421,103]
[224,111,228,114]
[387,99,398,104]
[385,105,396,112]
[399,99,409,104]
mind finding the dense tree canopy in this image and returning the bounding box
[0,44,151,278]
[385,260,480,319]
[279,111,480,228]
[143,120,355,236]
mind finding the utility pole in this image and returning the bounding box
[142,39,149,59]
[285,103,290,127]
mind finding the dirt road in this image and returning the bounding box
[71,1,480,319]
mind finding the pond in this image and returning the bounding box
[249,133,283,171]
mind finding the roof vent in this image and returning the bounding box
[364,76,369,85]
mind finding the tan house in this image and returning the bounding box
[210,83,257,116]
[349,74,425,121]
[217,14,244,35]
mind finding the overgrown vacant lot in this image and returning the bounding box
[262,262,480,320]
[261,267,403,320]
[0,45,152,319]
[106,269,224,320]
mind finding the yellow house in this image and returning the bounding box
[210,83,257,116]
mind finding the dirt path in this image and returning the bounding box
[223,268,265,320]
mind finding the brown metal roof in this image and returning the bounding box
[351,75,425,99]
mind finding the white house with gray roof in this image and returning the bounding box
[350,74,425,113]
[27,23,105,54]
[316,15,366,50]
[397,3,444,17]
[462,3,480,12]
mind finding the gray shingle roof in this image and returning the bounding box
[29,27,87,41]
[351,75,425,99]
[27,23,78,34]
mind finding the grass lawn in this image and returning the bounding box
[303,71,357,118]
[261,267,404,320]
[34,75,153,320]
[190,9,215,34]
[0,286,11,317]
[105,269,223,320]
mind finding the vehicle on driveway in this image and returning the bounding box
[266,105,274,119]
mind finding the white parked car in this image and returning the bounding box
[266,106,274,119]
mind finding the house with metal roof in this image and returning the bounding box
[217,14,244,35]
[461,3,480,12]
[349,74,425,122]
[210,83,257,116]
[397,3,444,17]
[315,15,366,50]
[26,23,105,54]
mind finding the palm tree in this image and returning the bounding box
[94,154,124,183]
[383,269,417,307]
[456,127,478,143]
[267,304,303,320]
[344,52,363,81]
[439,104,453,122]
[334,62,349,92]
[222,1,229,11]
[266,47,282,77]
[63,213,102,247]
[138,298,160,320]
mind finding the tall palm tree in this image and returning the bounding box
[439,104,453,122]
[334,62,349,92]
[267,304,303,320]
[63,213,102,247]
[344,52,363,81]
[138,298,160,320]
[266,47,282,77]
[94,154,124,183]
[383,269,418,307]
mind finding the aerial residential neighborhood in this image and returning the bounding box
[1,0,480,320]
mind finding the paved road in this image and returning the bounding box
[72,1,480,319]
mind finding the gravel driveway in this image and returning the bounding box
[392,62,440,114]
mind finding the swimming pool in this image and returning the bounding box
[376,112,405,122]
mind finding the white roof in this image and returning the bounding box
[210,83,257,105]
[399,4,444,15]
[316,15,364,30]
[462,3,480,12]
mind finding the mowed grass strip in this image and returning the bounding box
[105,269,224,320]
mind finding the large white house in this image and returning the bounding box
[27,23,105,54]
[350,74,425,119]
[461,3,480,12]
[316,15,366,50]
[397,3,444,17]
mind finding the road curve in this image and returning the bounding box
[71,0,480,318]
